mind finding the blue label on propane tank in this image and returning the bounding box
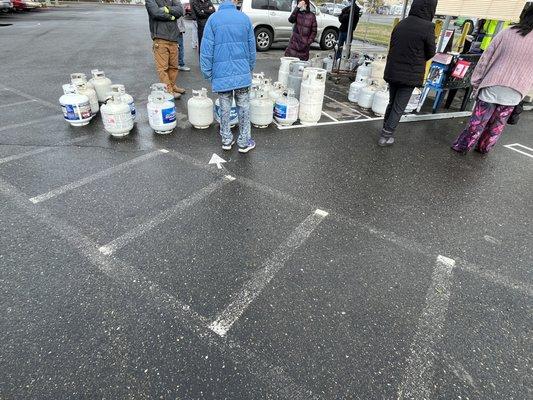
[62,104,79,121]
[162,107,176,123]
[129,102,136,116]
[274,103,287,119]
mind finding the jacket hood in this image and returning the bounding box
[409,0,437,21]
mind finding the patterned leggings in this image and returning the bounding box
[452,100,514,154]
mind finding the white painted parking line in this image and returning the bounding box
[1,86,58,109]
[0,114,59,133]
[0,176,320,400]
[321,111,339,122]
[323,94,369,117]
[397,255,456,400]
[504,143,533,159]
[209,209,328,337]
[277,116,383,130]
[98,177,233,255]
[0,136,90,165]
[29,150,166,204]
[0,99,37,109]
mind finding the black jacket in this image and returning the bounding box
[338,5,360,33]
[145,0,183,42]
[191,0,215,25]
[384,0,437,87]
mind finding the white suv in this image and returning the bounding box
[240,0,341,51]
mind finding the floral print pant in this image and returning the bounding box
[452,100,515,154]
[219,88,251,148]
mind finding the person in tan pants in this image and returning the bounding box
[145,0,185,99]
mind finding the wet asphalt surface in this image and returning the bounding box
[0,4,532,400]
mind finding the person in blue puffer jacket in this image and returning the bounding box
[200,0,257,153]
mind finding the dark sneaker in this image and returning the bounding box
[378,136,394,147]
[238,139,256,154]
[222,139,235,151]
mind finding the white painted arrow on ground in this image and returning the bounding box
[208,153,226,169]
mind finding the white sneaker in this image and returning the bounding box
[178,66,191,71]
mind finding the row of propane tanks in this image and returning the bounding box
[346,60,421,115]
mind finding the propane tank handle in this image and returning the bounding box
[192,88,207,97]
[151,91,166,102]
[151,83,168,93]
[70,73,87,82]
[111,84,126,94]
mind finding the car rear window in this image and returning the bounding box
[251,0,269,9]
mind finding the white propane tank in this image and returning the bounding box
[299,68,327,125]
[310,53,323,68]
[371,89,389,116]
[358,86,376,109]
[348,81,367,103]
[70,73,93,90]
[110,84,136,121]
[322,55,333,72]
[214,98,239,127]
[287,61,310,100]
[405,88,422,113]
[89,69,112,103]
[188,88,214,129]
[262,78,273,99]
[59,84,93,127]
[278,57,299,87]
[100,93,134,137]
[269,81,286,104]
[251,73,266,100]
[355,63,372,83]
[274,90,299,126]
[147,91,177,134]
[250,90,274,128]
[370,57,387,86]
[150,83,175,104]
[73,80,99,115]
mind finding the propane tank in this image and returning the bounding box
[214,98,239,127]
[109,84,136,121]
[371,88,389,116]
[59,84,93,127]
[100,93,134,137]
[287,61,310,100]
[355,63,372,83]
[72,80,99,115]
[89,69,112,103]
[274,90,299,126]
[251,73,266,100]
[250,89,274,128]
[278,57,299,87]
[269,81,286,104]
[188,88,214,129]
[147,91,177,134]
[405,88,422,113]
[299,68,327,125]
[150,83,175,104]
[322,55,334,73]
[358,85,376,109]
[370,57,387,87]
[262,78,273,99]
[310,53,322,68]
[348,81,368,103]
[70,73,93,90]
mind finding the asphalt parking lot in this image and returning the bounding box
[1,4,532,400]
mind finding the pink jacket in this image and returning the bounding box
[471,28,533,98]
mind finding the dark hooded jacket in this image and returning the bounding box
[384,0,437,87]
[285,6,317,61]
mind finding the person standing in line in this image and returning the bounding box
[200,0,257,153]
[379,0,437,147]
[177,16,191,71]
[451,6,533,155]
[337,2,361,60]
[285,0,317,61]
[191,0,215,51]
[145,0,186,99]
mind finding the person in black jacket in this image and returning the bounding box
[191,0,216,50]
[145,0,185,98]
[337,3,360,59]
[379,0,437,146]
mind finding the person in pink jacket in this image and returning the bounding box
[452,5,533,155]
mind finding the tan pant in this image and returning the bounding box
[152,38,179,93]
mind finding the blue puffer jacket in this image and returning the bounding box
[200,1,256,93]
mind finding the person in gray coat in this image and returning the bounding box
[145,0,186,97]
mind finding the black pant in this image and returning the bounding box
[382,83,414,137]
[197,20,206,51]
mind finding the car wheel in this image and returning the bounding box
[320,28,338,51]
[255,27,273,52]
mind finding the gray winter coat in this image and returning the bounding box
[145,0,184,43]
